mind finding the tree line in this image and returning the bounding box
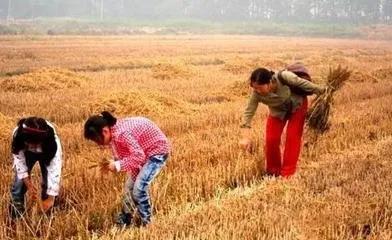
[0,0,391,24]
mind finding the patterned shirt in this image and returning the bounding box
[110,117,170,179]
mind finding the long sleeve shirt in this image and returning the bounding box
[241,70,326,128]
[12,121,62,196]
[109,117,170,180]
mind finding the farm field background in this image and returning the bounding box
[0,35,392,239]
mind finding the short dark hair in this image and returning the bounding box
[12,117,57,166]
[250,68,274,85]
[84,111,117,142]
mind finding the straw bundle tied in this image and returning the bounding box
[307,65,351,133]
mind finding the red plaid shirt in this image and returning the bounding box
[110,117,170,179]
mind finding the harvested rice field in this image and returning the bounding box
[0,35,392,239]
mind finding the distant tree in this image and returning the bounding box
[0,0,390,25]
[383,0,392,22]
[267,0,292,20]
[154,0,186,19]
[292,0,313,21]
[223,0,251,20]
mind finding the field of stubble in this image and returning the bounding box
[0,35,392,240]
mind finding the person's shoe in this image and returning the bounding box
[114,212,132,227]
[140,220,150,227]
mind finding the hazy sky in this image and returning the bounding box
[0,0,390,24]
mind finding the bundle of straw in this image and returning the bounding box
[307,65,351,133]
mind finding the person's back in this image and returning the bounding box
[10,117,62,220]
[110,116,170,160]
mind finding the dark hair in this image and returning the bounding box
[250,68,275,86]
[12,117,57,166]
[84,111,117,142]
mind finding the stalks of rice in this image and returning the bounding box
[307,65,351,133]
[88,158,111,170]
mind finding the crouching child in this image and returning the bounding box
[9,117,62,220]
[84,111,170,227]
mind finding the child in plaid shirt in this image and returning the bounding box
[84,111,170,227]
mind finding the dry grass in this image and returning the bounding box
[85,90,199,119]
[223,57,257,74]
[0,35,392,240]
[350,70,379,83]
[151,63,192,80]
[372,67,392,80]
[223,57,286,75]
[0,67,89,92]
[0,113,13,142]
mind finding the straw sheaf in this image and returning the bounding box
[307,65,352,133]
[0,67,90,92]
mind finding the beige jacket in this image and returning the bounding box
[241,70,326,128]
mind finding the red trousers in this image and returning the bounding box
[264,98,308,177]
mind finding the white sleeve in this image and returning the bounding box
[46,135,62,196]
[13,151,29,179]
[114,160,121,172]
[11,127,29,179]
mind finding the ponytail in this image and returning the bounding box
[101,111,117,126]
[84,111,117,142]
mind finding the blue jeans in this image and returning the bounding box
[10,152,50,219]
[122,154,168,225]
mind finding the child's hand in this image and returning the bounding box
[41,196,55,212]
[239,128,254,153]
[100,160,117,174]
[28,185,38,201]
[239,138,253,153]
[23,177,38,201]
